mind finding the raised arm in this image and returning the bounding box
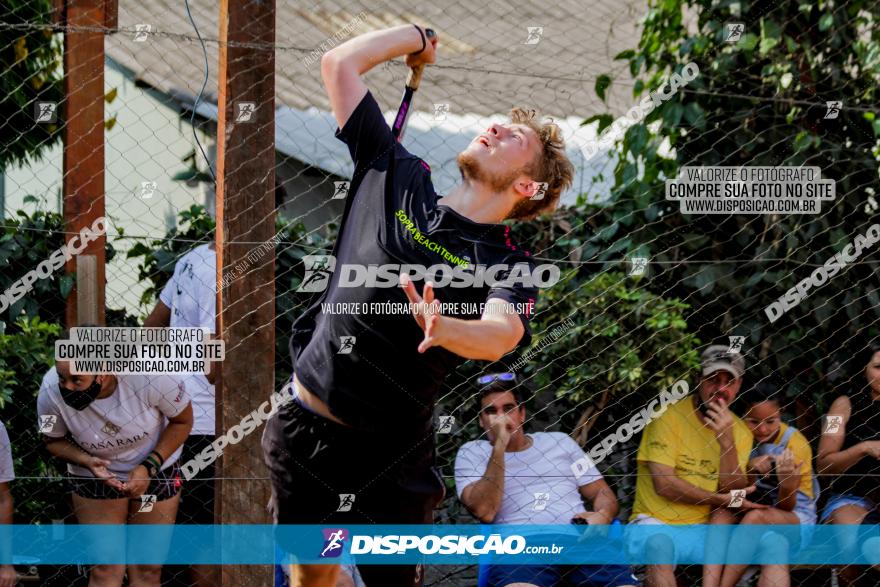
[459,419,511,523]
[704,398,750,491]
[321,25,437,129]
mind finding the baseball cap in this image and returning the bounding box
[700,345,745,379]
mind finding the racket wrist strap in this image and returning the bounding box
[411,24,427,55]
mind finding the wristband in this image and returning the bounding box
[141,456,159,478]
[148,450,165,467]
[411,24,427,55]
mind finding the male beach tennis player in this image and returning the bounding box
[262,24,574,587]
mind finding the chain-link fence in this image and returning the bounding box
[1,0,879,585]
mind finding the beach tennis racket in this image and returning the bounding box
[391,28,435,142]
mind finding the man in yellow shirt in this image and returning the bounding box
[629,345,763,587]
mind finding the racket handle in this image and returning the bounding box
[406,65,426,90]
[406,29,435,90]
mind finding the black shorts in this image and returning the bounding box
[176,434,216,524]
[69,461,182,501]
[261,399,445,586]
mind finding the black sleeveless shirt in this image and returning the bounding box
[828,391,880,503]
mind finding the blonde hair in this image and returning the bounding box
[506,108,575,220]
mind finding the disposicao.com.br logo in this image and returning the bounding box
[297,255,560,292]
[323,532,562,556]
[319,528,349,558]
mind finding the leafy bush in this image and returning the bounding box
[125,205,216,308]
[573,0,880,440]
[0,207,135,333]
[0,0,63,171]
[0,208,124,333]
[0,207,138,523]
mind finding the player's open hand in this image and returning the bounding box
[85,455,125,491]
[400,274,446,353]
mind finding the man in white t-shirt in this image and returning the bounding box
[455,373,637,587]
[145,242,216,435]
[144,241,217,587]
[0,422,16,587]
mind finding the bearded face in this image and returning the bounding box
[457,122,541,194]
[456,150,522,193]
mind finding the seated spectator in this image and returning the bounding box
[0,420,16,587]
[629,345,759,587]
[454,372,637,587]
[817,338,880,587]
[144,241,217,587]
[717,381,819,587]
[37,332,193,587]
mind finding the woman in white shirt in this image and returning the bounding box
[37,358,193,587]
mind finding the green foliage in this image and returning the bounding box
[0,209,119,333]
[583,0,880,409]
[0,207,135,522]
[527,271,699,408]
[0,316,67,523]
[0,0,63,171]
[126,205,216,307]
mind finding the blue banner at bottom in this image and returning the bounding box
[1,524,878,565]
